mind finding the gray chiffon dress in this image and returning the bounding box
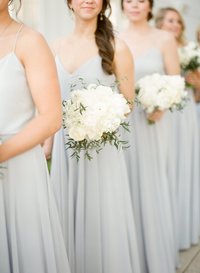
[50,55,141,273]
[123,47,178,273]
[172,88,200,250]
[0,27,71,273]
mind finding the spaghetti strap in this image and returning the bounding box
[13,23,24,52]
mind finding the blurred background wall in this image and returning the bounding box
[14,0,200,43]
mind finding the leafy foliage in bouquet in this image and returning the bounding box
[62,79,131,161]
[178,42,200,72]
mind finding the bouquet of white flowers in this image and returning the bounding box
[62,83,130,160]
[178,42,200,72]
[135,73,187,116]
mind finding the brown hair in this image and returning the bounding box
[67,0,114,75]
[121,0,154,21]
[155,7,186,45]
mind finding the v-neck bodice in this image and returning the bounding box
[55,55,116,100]
[134,47,165,81]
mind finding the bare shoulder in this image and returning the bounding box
[114,37,132,57]
[113,37,134,74]
[153,28,175,48]
[19,25,46,45]
[14,25,57,69]
[17,25,51,55]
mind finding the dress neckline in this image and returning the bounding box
[55,55,100,76]
[0,52,24,71]
[134,47,162,61]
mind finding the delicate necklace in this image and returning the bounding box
[0,18,13,38]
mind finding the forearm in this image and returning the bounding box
[42,136,54,159]
[0,114,61,163]
[118,82,135,111]
[194,87,200,102]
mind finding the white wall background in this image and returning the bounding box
[16,0,200,43]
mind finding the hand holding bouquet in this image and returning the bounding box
[63,83,130,160]
[135,73,187,123]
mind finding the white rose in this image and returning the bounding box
[69,126,86,141]
[87,128,102,141]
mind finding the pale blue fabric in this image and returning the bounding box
[50,55,141,273]
[0,52,70,273]
[172,89,200,250]
[123,48,178,273]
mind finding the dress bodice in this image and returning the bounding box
[55,55,116,100]
[0,43,35,135]
[134,47,165,81]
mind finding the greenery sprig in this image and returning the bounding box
[65,122,130,161]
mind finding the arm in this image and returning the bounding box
[147,32,181,123]
[185,70,200,102]
[162,32,180,75]
[0,28,62,163]
[42,136,54,160]
[113,38,135,109]
[42,38,64,159]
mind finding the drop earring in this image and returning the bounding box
[100,12,104,21]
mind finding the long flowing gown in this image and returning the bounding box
[122,47,178,273]
[50,55,141,273]
[172,88,200,250]
[0,28,71,273]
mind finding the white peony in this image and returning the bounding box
[69,126,86,141]
[178,42,200,71]
[62,83,130,160]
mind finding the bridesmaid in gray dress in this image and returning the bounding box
[0,1,71,273]
[187,26,200,183]
[155,7,200,250]
[120,0,180,272]
[44,1,141,273]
